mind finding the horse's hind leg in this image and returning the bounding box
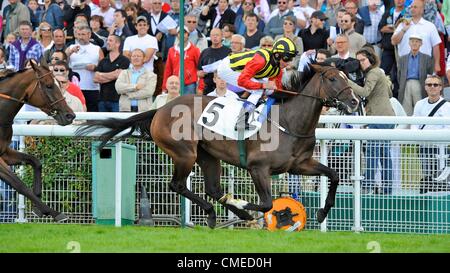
[196,146,254,221]
[2,147,43,216]
[295,158,339,223]
[0,157,67,222]
[169,156,218,228]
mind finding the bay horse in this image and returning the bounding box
[78,64,359,228]
[0,60,75,222]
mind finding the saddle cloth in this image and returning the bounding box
[197,97,265,140]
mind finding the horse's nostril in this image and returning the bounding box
[66,113,76,121]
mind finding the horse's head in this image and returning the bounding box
[310,64,359,114]
[28,60,75,125]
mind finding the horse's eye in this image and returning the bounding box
[330,77,336,82]
[46,84,53,89]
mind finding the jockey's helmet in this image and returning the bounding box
[272,37,298,62]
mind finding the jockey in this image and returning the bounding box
[217,37,298,130]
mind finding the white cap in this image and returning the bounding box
[409,33,423,41]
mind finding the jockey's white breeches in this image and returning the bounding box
[217,57,268,106]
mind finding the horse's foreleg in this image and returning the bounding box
[227,167,273,213]
[0,157,67,222]
[2,147,42,198]
[196,147,254,221]
[295,158,339,223]
[169,155,218,228]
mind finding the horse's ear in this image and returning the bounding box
[310,63,325,73]
[39,56,49,69]
[29,59,39,71]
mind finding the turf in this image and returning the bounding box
[1,224,450,253]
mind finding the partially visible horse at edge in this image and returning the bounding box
[0,60,75,222]
[77,64,359,228]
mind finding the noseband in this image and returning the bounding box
[0,70,65,117]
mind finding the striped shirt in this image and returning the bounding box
[8,39,43,71]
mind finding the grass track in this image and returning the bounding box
[1,224,450,253]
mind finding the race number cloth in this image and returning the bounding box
[197,97,265,140]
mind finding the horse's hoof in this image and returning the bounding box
[206,214,216,229]
[32,207,44,218]
[316,208,327,223]
[218,193,232,204]
[246,219,261,229]
[54,213,69,223]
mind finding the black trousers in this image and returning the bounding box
[82,90,99,112]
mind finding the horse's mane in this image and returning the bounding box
[282,63,317,94]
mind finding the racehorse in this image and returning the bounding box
[0,60,75,222]
[77,64,359,228]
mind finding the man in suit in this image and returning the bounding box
[397,33,434,116]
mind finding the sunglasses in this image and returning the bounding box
[187,20,197,23]
[53,68,66,73]
[40,28,51,31]
[262,44,272,47]
[425,83,441,87]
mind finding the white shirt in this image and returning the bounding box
[411,97,450,130]
[207,89,239,99]
[68,42,101,90]
[123,34,159,72]
[394,18,442,57]
[91,7,116,28]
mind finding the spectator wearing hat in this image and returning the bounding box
[397,33,433,116]
[123,15,158,73]
[298,11,330,52]
[264,0,295,38]
[162,26,200,95]
[391,0,441,74]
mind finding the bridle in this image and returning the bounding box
[268,67,354,139]
[0,70,65,117]
[277,67,353,110]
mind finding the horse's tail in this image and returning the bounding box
[76,110,157,151]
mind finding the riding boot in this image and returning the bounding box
[235,102,256,131]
